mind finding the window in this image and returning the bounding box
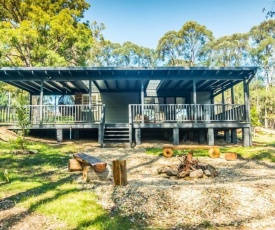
[144,97,164,104]
[82,94,102,105]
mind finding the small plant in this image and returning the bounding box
[4,169,10,182]
[15,91,31,149]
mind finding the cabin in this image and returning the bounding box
[0,67,257,147]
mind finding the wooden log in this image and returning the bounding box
[68,159,84,172]
[208,147,220,158]
[163,147,174,158]
[93,163,107,172]
[73,153,107,171]
[113,160,127,186]
[183,150,194,172]
[82,165,112,182]
[163,144,219,150]
[225,152,237,161]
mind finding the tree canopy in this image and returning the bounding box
[0,0,93,66]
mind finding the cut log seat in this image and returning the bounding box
[73,153,107,172]
[162,144,220,158]
[68,158,89,172]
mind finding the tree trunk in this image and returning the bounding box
[265,105,268,128]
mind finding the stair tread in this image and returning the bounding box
[105,130,129,133]
[104,134,129,136]
[104,127,129,130]
[103,124,129,143]
[104,138,129,141]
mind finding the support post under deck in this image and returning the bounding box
[207,128,214,146]
[243,127,250,147]
[231,129,238,144]
[173,128,179,145]
[135,128,141,145]
[225,130,231,143]
[56,129,63,142]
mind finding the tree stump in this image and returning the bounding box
[209,147,220,158]
[113,160,127,186]
[225,152,237,161]
[163,148,174,158]
[82,165,112,182]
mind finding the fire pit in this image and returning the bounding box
[157,150,218,179]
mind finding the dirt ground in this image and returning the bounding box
[1,139,275,229]
[84,146,275,229]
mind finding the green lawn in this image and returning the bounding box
[146,133,275,162]
[0,141,142,230]
[0,132,274,229]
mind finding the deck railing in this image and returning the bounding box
[129,104,246,123]
[0,104,104,125]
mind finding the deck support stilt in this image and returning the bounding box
[129,124,133,148]
[56,129,63,142]
[225,130,231,143]
[98,125,104,147]
[243,127,250,147]
[135,128,141,145]
[231,129,237,144]
[207,128,214,146]
[173,128,179,145]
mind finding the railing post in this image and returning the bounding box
[7,91,11,122]
[40,80,44,124]
[88,80,92,123]
[193,80,197,122]
[99,104,105,147]
[129,104,133,147]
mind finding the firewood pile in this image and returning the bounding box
[157,150,218,179]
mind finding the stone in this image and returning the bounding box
[204,169,212,177]
[206,164,218,177]
[189,169,204,179]
[165,169,178,176]
[178,170,189,178]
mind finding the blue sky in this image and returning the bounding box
[85,0,269,49]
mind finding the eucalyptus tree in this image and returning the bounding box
[206,33,249,67]
[89,40,121,67]
[250,20,275,90]
[156,30,184,66]
[112,42,154,67]
[178,21,214,66]
[135,46,155,67]
[0,0,94,67]
[263,1,275,18]
[249,19,275,128]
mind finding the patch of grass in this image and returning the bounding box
[34,187,139,230]
[146,132,275,163]
[0,141,139,229]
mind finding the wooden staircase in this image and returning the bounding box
[103,123,130,143]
